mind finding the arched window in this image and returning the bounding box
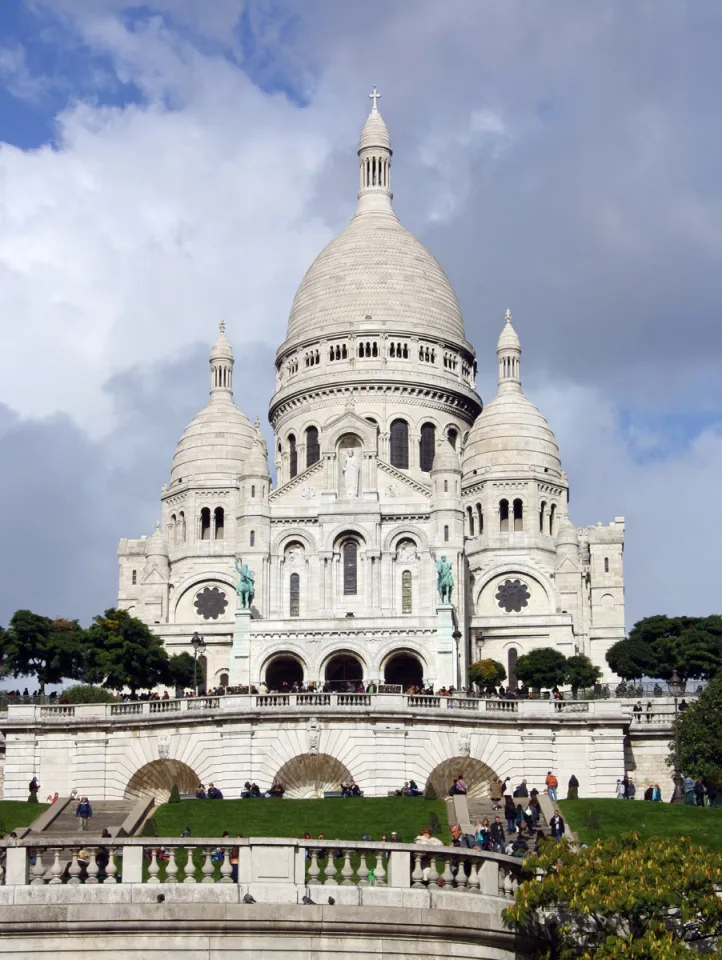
[250,530,255,547]
[179,511,185,542]
[549,503,556,535]
[539,501,547,533]
[343,541,358,595]
[477,503,483,534]
[214,506,224,540]
[402,570,412,614]
[444,524,449,542]
[467,506,475,536]
[419,422,436,472]
[390,419,409,469]
[306,426,320,468]
[251,485,256,498]
[604,557,609,573]
[132,569,137,585]
[508,648,518,690]
[447,427,458,449]
[219,673,229,688]
[444,479,448,492]
[290,572,300,617]
[201,507,211,540]
[499,499,509,533]
[513,498,523,532]
[289,434,297,479]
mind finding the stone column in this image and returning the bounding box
[435,604,456,688]
[229,609,252,687]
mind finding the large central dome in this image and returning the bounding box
[285,211,466,345]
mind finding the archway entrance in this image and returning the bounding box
[383,652,423,690]
[324,653,363,689]
[125,759,200,803]
[275,754,352,799]
[424,758,498,800]
[265,655,304,692]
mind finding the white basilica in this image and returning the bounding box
[117,93,625,692]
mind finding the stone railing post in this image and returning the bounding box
[121,844,143,883]
[477,858,499,895]
[5,847,28,885]
[387,849,410,888]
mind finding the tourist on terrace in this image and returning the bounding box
[250,782,261,798]
[449,775,467,795]
[28,776,40,802]
[473,819,491,850]
[490,778,503,810]
[76,796,92,831]
[632,701,643,722]
[195,785,206,799]
[513,779,529,798]
[504,794,516,833]
[704,777,718,807]
[207,783,223,799]
[643,784,654,801]
[615,779,625,799]
[489,816,506,853]
[567,774,579,799]
[627,780,636,800]
[268,781,285,798]
[549,809,565,841]
[545,771,558,802]
[694,778,706,807]
[449,823,475,848]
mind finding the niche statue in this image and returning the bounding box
[234,557,255,610]
[343,448,359,498]
[436,555,454,604]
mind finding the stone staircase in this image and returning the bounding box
[465,796,552,840]
[41,800,136,837]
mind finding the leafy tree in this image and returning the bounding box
[61,684,118,704]
[168,652,196,691]
[606,615,722,682]
[84,608,170,694]
[468,658,506,691]
[605,636,657,680]
[504,833,722,959]
[3,610,84,693]
[514,647,567,691]
[673,672,722,785]
[564,654,601,698]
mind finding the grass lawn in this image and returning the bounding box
[559,799,722,852]
[0,800,49,832]
[150,796,448,843]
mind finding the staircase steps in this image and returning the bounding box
[41,800,136,837]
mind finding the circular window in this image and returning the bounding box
[495,579,530,613]
[194,586,228,620]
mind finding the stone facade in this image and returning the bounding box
[116,94,625,696]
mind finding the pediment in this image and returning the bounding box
[377,461,432,502]
[142,566,167,585]
[556,556,582,573]
[269,458,324,505]
[321,411,378,455]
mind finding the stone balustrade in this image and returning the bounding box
[4,694,657,726]
[0,836,522,906]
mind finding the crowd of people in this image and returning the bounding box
[616,774,718,806]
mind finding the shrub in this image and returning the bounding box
[585,808,600,829]
[62,685,118,704]
[429,810,442,835]
[141,817,158,837]
[169,784,181,804]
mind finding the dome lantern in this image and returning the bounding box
[357,86,393,216]
[210,320,234,402]
[497,309,522,394]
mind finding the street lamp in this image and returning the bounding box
[452,629,462,689]
[667,669,686,804]
[191,632,206,696]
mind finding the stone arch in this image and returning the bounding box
[382,524,430,555]
[424,757,499,800]
[262,651,307,690]
[472,563,554,611]
[125,759,200,803]
[170,571,236,622]
[271,528,318,556]
[322,649,366,688]
[374,639,428,678]
[327,522,368,551]
[382,649,424,688]
[275,753,353,799]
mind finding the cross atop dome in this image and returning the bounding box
[219,319,226,334]
[504,308,512,324]
[369,86,381,112]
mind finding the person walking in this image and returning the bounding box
[489,816,506,853]
[504,794,516,833]
[694,778,705,808]
[567,774,579,800]
[549,809,565,841]
[545,771,558,802]
[28,776,40,803]
[489,777,503,811]
[76,796,92,831]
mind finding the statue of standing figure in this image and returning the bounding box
[343,448,359,498]
[436,555,454,604]
[234,556,255,610]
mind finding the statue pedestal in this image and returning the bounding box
[435,604,457,689]
[229,609,251,687]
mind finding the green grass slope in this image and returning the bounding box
[559,799,722,851]
[0,800,49,832]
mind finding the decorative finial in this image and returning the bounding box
[155,520,161,532]
[504,308,512,324]
[345,390,356,412]
[219,319,226,334]
[369,86,381,112]
[254,416,262,433]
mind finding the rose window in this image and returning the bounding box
[194,586,228,620]
[495,579,530,613]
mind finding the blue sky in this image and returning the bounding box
[0,0,721,629]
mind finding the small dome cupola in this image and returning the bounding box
[357,86,393,215]
[497,309,522,393]
[210,320,234,401]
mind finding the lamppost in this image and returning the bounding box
[191,632,206,697]
[667,669,686,804]
[452,628,462,689]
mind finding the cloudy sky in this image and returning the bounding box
[0,0,720,630]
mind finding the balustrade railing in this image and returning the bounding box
[408,695,441,708]
[485,700,518,713]
[1,837,522,901]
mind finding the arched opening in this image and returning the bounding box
[549,503,557,535]
[424,758,499,800]
[324,653,364,689]
[604,557,610,573]
[401,569,412,614]
[447,427,458,449]
[419,422,436,472]
[219,672,229,688]
[214,506,224,539]
[179,511,186,541]
[466,506,474,536]
[499,499,509,533]
[477,503,483,535]
[444,524,449,542]
[539,501,547,533]
[508,648,518,690]
[265,655,304,692]
[289,572,300,617]
[250,530,255,547]
[275,754,353,800]
[132,569,137,585]
[200,507,211,540]
[125,759,201,803]
[305,426,320,468]
[289,435,298,479]
[343,540,358,595]
[390,419,409,469]
[384,652,423,689]
[513,498,523,532]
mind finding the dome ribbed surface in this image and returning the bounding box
[462,391,562,478]
[285,213,466,344]
[359,109,391,150]
[171,400,255,485]
[498,319,521,351]
[431,438,461,472]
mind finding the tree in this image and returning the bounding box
[3,610,84,693]
[84,608,170,694]
[673,672,722,785]
[504,833,722,959]
[168,652,196,691]
[605,636,657,680]
[607,615,722,683]
[564,654,601,698]
[514,647,567,691]
[468,658,506,691]
[61,684,118,704]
